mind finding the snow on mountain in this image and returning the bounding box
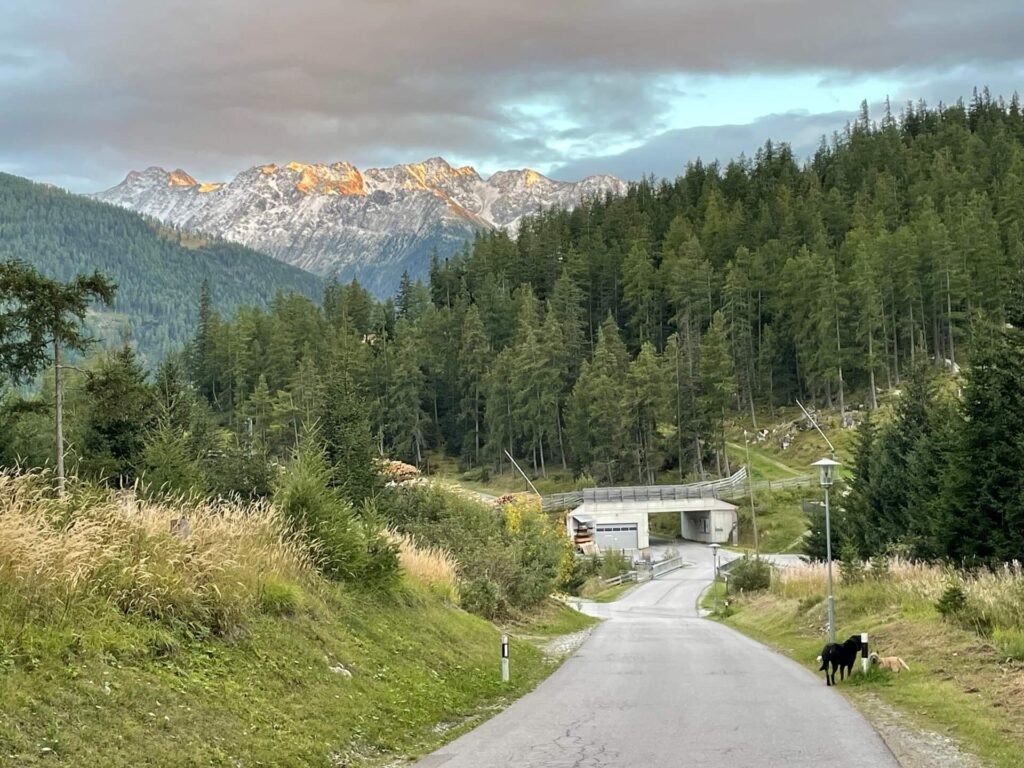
[94,158,627,295]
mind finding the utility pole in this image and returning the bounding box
[744,431,759,555]
[54,334,65,496]
[504,449,542,500]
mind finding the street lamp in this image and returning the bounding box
[812,457,841,643]
[709,543,720,614]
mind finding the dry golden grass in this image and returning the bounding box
[772,557,1024,632]
[387,528,459,604]
[0,471,311,636]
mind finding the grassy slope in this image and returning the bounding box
[718,588,1024,768]
[0,588,593,767]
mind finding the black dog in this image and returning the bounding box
[818,635,862,686]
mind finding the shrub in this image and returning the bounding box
[274,438,399,591]
[729,556,772,592]
[936,582,969,619]
[376,484,563,617]
[460,578,501,618]
[839,540,866,585]
[558,554,599,596]
[599,551,631,580]
[868,555,891,582]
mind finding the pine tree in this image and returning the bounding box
[458,305,490,465]
[319,369,380,503]
[81,344,153,485]
[698,311,737,476]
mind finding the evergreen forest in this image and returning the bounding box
[6,91,1024,563]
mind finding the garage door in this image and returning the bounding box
[595,523,638,552]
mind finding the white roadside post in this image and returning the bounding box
[861,632,870,674]
[501,634,510,683]
[710,543,720,615]
[812,457,841,644]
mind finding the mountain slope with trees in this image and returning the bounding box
[0,172,323,363]
[6,90,1024,559]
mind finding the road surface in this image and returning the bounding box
[415,541,897,768]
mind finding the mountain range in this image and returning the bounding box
[0,172,322,363]
[94,158,627,295]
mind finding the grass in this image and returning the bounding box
[0,472,592,766]
[715,559,1024,767]
[388,528,459,603]
[732,487,812,553]
[506,599,597,637]
[589,582,637,603]
[699,579,730,615]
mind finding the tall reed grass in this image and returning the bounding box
[771,557,1024,634]
[0,471,311,638]
[387,528,459,604]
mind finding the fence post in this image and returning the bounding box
[501,634,510,683]
[861,632,869,674]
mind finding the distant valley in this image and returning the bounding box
[0,172,322,364]
[94,158,627,295]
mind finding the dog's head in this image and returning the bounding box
[869,652,880,664]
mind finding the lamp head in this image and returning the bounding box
[812,457,841,488]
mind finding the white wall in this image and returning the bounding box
[678,509,736,544]
[570,498,738,549]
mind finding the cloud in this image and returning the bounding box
[550,110,857,181]
[2,0,1023,190]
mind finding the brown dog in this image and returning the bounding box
[869,652,910,672]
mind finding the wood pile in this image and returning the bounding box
[382,460,420,483]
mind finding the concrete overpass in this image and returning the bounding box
[557,471,745,553]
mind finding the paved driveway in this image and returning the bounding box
[414,541,896,767]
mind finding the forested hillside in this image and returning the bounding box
[7,93,1024,540]
[174,92,1024,485]
[0,173,323,362]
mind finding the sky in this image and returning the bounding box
[2,0,1023,192]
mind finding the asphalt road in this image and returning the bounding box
[415,541,898,768]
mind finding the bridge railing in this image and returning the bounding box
[541,468,816,512]
[651,556,685,579]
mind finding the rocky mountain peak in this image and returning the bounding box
[94,157,628,295]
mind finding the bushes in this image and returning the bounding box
[376,484,564,618]
[273,438,399,591]
[728,556,772,592]
[599,551,631,580]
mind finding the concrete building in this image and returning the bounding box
[566,486,738,555]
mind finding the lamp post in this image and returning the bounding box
[743,431,759,555]
[710,543,720,614]
[812,457,841,644]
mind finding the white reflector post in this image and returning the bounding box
[861,632,869,673]
[501,634,510,683]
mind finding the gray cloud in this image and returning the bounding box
[550,110,857,181]
[2,0,1023,190]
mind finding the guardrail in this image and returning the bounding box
[651,556,685,579]
[542,469,816,512]
[603,571,640,587]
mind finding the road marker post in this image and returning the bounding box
[861,632,870,674]
[501,634,510,683]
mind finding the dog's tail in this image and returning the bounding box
[899,658,910,671]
